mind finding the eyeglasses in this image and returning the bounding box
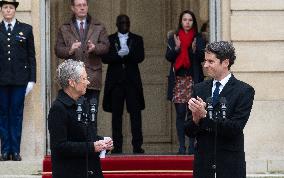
[81,76,89,81]
[74,3,87,8]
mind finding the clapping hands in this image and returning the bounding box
[94,137,113,152]
[118,48,129,57]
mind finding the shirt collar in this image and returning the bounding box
[76,18,86,29]
[57,90,77,107]
[118,32,129,38]
[3,18,16,30]
[213,73,232,88]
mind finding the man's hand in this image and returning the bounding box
[25,82,35,96]
[87,40,96,53]
[69,40,81,55]
[188,96,207,125]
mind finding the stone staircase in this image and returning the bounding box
[0,160,284,178]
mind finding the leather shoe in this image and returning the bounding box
[133,148,145,154]
[11,153,22,161]
[1,153,10,161]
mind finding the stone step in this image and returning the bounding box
[0,174,284,178]
[0,176,41,178]
[0,160,284,178]
[247,174,284,178]
[0,161,41,175]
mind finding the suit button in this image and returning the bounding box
[83,51,85,53]
[8,45,10,47]
[7,38,10,41]
[8,58,11,61]
[8,51,10,54]
[8,33,11,36]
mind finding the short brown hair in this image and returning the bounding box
[70,0,88,6]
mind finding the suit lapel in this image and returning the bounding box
[113,33,121,52]
[86,22,95,42]
[11,20,21,36]
[220,75,237,98]
[127,32,133,51]
[0,22,6,36]
[70,21,80,40]
[204,79,213,99]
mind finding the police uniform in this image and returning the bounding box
[0,0,36,161]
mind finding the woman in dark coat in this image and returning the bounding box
[48,59,113,178]
[165,10,205,155]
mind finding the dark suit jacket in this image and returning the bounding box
[55,14,109,90]
[102,32,145,112]
[185,75,255,178]
[48,90,104,178]
[0,20,36,86]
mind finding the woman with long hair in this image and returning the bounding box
[166,10,205,154]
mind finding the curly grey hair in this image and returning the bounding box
[205,41,236,69]
[56,59,85,89]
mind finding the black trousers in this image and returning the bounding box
[111,84,143,150]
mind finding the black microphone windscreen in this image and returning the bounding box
[220,97,227,104]
[90,98,97,105]
[77,96,85,105]
[206,97,213,104]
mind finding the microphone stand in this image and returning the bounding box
[77,99,97,178]
[206,97,218,178]
[212,110,218,178]
[83,112,90,178]
[212,98,227,178]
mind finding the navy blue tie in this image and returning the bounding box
[212,82,221,106]
[7,24,12,33]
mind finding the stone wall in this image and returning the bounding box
[0,0,45,161]
[222,0,284,173]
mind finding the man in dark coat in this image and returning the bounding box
[186,41,255,178]
[0,0,36,161]
[102,14,145,154]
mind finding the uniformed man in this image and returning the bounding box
[0,0,36,161]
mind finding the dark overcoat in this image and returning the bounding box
[102,32,145,112]
[0,20,36,85]
[48,90,104,178]
[185,75,255,178]
[165,32,205,100]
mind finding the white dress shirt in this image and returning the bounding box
[76,19,86,30]
[212,73,232,96]
[4,18,16,31]
[118,32,129,51]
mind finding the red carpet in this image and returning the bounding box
[42,155,194,178]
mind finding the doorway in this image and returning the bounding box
[47,0,210,154]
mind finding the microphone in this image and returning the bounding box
[76,97,84,122]
[206,97,213,120]
[90,98,97,122]
[220,97,227,119]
